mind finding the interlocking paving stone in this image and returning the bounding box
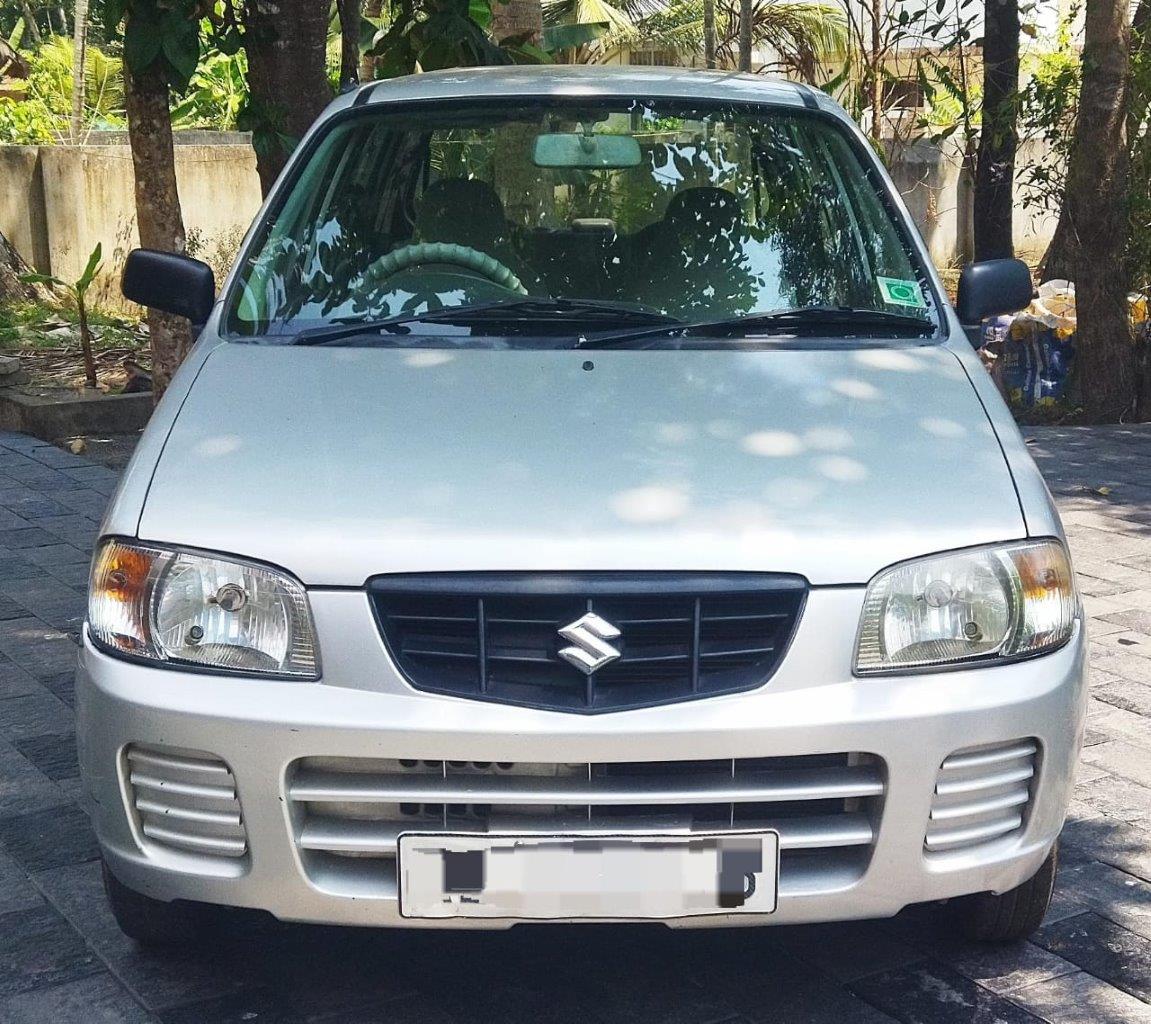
[0,972,157,1023]
[1006,970,1151,1024]
[0,849,43,917]
[850,962,1046,1022]
[1059,814,1151,881]
[0,690,73,742]
[1081,739,1151,789]
[0,578,85,634]
[0,618,80,679]
[38,671,75,709]
[0,804,99,873]
[0,660,43,700]
[12,733,78,781]
[1051,861,1151,940]
[932,941,1079,996]
[1033,911,1151,1002]
[0,905,101,999]
[0,740,71,818]
[19,544,93,569]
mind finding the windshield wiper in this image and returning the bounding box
[577,306,935,349]
[290,298,681,346]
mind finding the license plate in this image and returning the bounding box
[397,830,780,920]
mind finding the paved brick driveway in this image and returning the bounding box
[0,425,1149,1023]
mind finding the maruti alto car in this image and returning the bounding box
[78,66,1086,946]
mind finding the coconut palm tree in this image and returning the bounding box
[543,0,844,81]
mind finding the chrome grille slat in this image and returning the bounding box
[124,745,248,860]
[925,739,1036,854]
[289,753,886,897]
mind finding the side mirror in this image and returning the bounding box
[955,258,1034,327]
[122,249,216,325]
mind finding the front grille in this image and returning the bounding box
[288,753,884,899]
[370,573,807,712]
[124,745,247,859]
[925,739,1037,853]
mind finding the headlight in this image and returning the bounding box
[89,539,319,678]
[855,539,1077,674]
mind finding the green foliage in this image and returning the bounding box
[170,47,247,129]
[0,35,126,143]
[22,242,103,297]
[97,0,227,91]
[20,242,104,388]
[1018,21,1080,214]
[365,0,541,77]
[0,92,56,143]
[28,34,125,119]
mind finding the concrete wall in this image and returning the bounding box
[1,134,261,308]
[0,146,50,273]
[1,131,1060,309]
[889,135,1060,268]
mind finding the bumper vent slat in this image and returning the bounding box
[124,744,248,861]
[925,739,1037,854]
[290,765,884,805]
[288,753,885,898]
[298,811,875,855]
[370,573,806,713]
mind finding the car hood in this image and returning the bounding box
[139,341,1024,586]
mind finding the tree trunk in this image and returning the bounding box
[359,0,382,81]
[700,0,714,67]
[337,0,361,89]
[869,0,881,143]
[0,230,49,304]
[490,0,542,44]
[20,0,42,45]
[973,0,1019,261]
[70,0,89,144]
[124,60,192,402]
[737,0,752,71]
[1043,0,1135,421]
[244,0,333,196]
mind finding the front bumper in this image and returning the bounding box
[77,587,1088,929]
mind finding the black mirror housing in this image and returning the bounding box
[122,249,216,325]
[955,258,1034,327]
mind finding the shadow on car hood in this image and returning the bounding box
[139,342,1023,586]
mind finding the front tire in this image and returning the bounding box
[951,841,1058,942]
[102,859,209,947]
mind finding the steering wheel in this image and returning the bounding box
[357,242,528,296]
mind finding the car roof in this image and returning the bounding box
[338,65,846,119]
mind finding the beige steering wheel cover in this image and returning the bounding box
[361,242,527,295]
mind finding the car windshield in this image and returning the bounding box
[225,98,937,340]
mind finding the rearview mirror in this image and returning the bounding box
[122,249,216,325]
[533,132,642,169]
[955,258,1034,326]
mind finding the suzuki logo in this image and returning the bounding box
[557,612,622,675]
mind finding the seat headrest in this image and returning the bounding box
[416,178,507,247]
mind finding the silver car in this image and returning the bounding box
[80,66,1085,946]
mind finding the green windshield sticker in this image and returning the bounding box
[878,277,927,309]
